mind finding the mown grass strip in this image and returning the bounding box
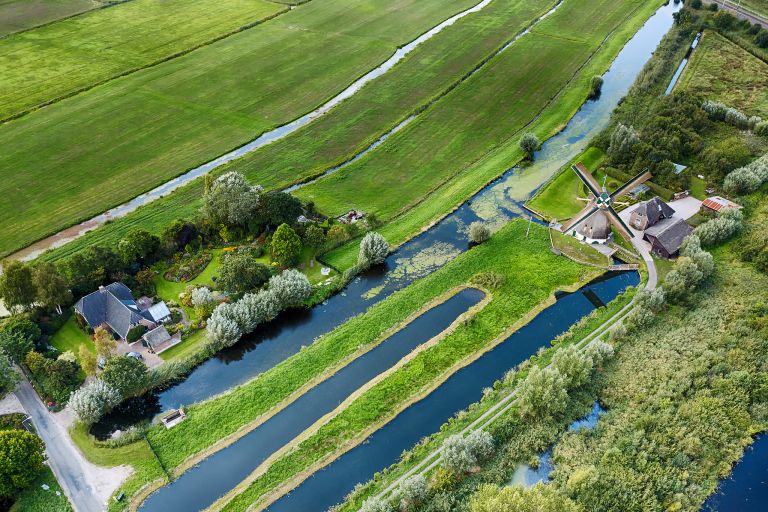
[0,0,479,257]
[0,0,286,122]
[214,221,599,511]
[32,0,556,263]
[321,0,663,270]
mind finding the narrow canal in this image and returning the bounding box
[139,289,485,512]
[92,0,682,437]
[264,271,639,512]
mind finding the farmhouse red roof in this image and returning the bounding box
[702,196,742,212]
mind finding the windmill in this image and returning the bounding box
[561,162,651,240]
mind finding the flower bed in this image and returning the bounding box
[163,251,213,283]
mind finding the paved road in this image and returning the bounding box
[14,377,103,512]
[704,0,768,27]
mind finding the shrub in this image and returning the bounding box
[693,208,743,246]
[358,232,389,268]
[634,287,666,313]
[206,303,242,351]
[690,0,701,8]
[755,29,768,49]
[551,345,593,389]
[442,430,494,474]
[468,222,491,244]
[755,121,768,136]
[723,153,768,195]
[69,380,121,425]
[607,123,640,163]
[471,272,505,290]
[399,474,427,511]
[518,366,568,419]
[663,256,704,304]
[126,324,147,344]
[218,253,271,295]
[0,352,19,396]
[0,430,45,498]
[520,132,540,158]
[585,340,614,367]
[270,223,302,267]
[0,332,33,364]
[359,497,393,512]
[269,269,312,308]
[588,75,604,98]
[0,318,41,345]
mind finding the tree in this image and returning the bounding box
[723,153,768,195]
[588,75,603,99]
[32,262,72,314]
[469,483,580,512]
[161,219,198,253]
[101,356,148,398]
[663,256,703,304]
[0,352,19,396]
[693,208,743,247]
[398,474,427,511]
[302,224,326,254]
[79,345,98,377]
[442,430,494,475]
[268,270,311,308]
[238,289,280,331]
[69,380,121,425]
[518,366,568,419]
[0,261,36,314]
[359,497,393,512]
[358,232,389,268]
[468,222,491,244]
[270,223,302,267]
[203,171,262,227]
[206,303,243,351]
[93,326,117,359]
[0,317,41,345]
[218,254,271,295]
[680,234,714,279]
[520,132,540,158]
[0,430,45,498]
[117,229,160,266]
[585,340,614,368]
[633,287,666,313]
[0,332,33,365]
[134,268,156,297]
[258,191,303,228]
[552,345,593,389]
[191,287,216,318]
[608,123,640,163]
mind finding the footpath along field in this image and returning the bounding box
[36,0,557,262]
[0,0,97,37]
[0,0,285,121]
[0,0,478,257]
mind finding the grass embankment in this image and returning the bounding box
[108,220,597,509]
[322,0,665,270]
[0,0,97,37]
[526,147,607,221]
[31,0,556,263]
[208,221,601,511]
[677,31,768,117]
[550,229,612,267]
[9,467,73,512]
[0,0,285,121]
[0,0,480,258]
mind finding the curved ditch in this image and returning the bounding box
[91,0,681,438]
[139,288,486,512]
[11,0,500,262]
[260,271,639,512]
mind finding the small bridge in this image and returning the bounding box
[608,263,639,271]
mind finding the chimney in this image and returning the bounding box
[99,285,106,292]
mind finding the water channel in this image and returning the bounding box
[263,272,638,512]
[92,0,682,438]
[140,288,485,512]
[702,434,768,511]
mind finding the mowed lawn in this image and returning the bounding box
[0,0,96,37]
[677,30,768,118]
[0,0,478,258]
[37,0,557,262]
[292,0,641,218]
[0,0,285,120]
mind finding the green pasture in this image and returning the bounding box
[0,0,477,258]
[0,0,96,37]
[0,0,285,121]
[677,31,768,118]
[35,0,556,263]
[322,0,663,270]
[134,220,596,507]
[526,147,607,221]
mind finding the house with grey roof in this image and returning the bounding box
[629,197,675,231]
[643,217,692,259]
[74,283,170,340]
